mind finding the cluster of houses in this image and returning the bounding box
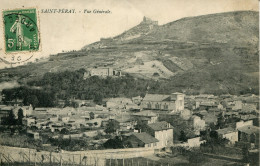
[187,94,259,148]
[0,92,259,151]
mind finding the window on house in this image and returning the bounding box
[147,103,151,109]
[164,104,168,110]
[155,103,161,109]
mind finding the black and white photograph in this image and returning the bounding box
[0,0,259,165]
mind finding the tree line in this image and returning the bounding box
[2,69,152,107]
[2,68,257,108]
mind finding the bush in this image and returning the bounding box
[103,136,123,149]
[153,72,160,77]
[188,152,208,165]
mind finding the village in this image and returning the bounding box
[0,71,259,165]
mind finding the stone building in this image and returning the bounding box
[144,121,174,147]
[237,125,259,147]
[83,68,121,78]
[125,132,159,148]
[216,127,238,144]
[141,93,184,112]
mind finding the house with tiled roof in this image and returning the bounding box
[216,127,238,144]
[141,93,184,112]
[133,110,158,124]
[143,121,174,147]
[237,125,259,147]
[124,132,159,148]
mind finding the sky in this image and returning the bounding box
[0,0,258,68]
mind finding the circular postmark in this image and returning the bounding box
[1,8,40,64]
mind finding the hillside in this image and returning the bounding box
[0,11,258,95]
[148,11,258,45]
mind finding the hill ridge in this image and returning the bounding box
[0,11,258,95]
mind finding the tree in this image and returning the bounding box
[209,130,218,140]
[24,95,39,109]
[209,122,216,130]
[188,151,208,165]
[89,112,95,120]
[105,120,120,134]
[201,130,229,153]
[60,128,69,135]
[135,118,147,131]
[217,114,225,129]
[94,93,103,105]
[64,99,71,107]
[71,101,79,108]
[103,136,123,149]
[179,130,188,142]
[153,72,160,77]
[242,146,249,163]
[8,110,16,126]
[140,92,145,98]
[17,108,24,125]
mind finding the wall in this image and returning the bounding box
[1,145,156,166]
[171,93,185,111]
[221,132,238,144]
[90,68,112,77]
[236,120,253,129]
[154,129,173,147]
[83,129,104,137]
[174,139,206,148]
[187,137,201,147]
[141,101,176,111]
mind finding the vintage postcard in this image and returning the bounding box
[0,0,259,166]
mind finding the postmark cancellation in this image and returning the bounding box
[1,8,40,64]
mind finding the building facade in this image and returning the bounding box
[144,121,174,147]
[125,132,159,148]
[84,68,121,79]
[216,128,238,144]
[237,125,259,147]
[141,93,185,112]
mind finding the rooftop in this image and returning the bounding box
[107,97,132,103]
[216,127,236,135]
[237,125,260,135]
[200,102,217,107]
[147,121,173,131]
[34,108,48,111]
[240,114,257,120]
[132,132,159,144]
[133,110,157,117]
[143,94,170,102]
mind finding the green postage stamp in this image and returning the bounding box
[3,8,40,53]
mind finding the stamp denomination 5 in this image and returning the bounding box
[3,8,40,53]
[1,8,40,64]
